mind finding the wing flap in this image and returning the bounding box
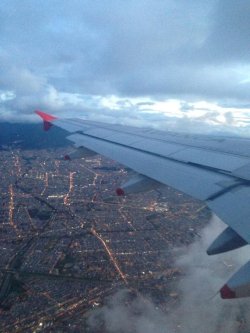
[232,163,250,181]
[170,148,248,171]
[132,139,186,157]
[208,186,250,243]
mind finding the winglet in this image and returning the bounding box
[35,110,57,122]
[35,110,57,131]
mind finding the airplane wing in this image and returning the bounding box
[35,110,250,299]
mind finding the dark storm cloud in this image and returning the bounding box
[1,0,250,123]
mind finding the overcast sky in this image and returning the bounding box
[1,0,250,134]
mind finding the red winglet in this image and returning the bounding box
[35,110,57,122]
[35,110,57,131]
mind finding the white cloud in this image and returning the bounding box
[0,90,15,102]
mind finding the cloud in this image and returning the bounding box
[87,289,172,333]
[1,0,250,131]
[170,215,250,332]
[87,215,250,333]
[203,1,250,63]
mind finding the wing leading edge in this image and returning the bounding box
[36,111,250,299]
